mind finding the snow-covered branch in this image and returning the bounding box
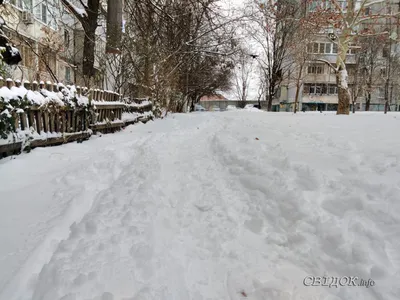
[60,0,88,22]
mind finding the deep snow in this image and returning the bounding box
[0,111,400,300]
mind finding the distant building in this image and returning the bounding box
[199,94,228,101]
[279,0,400,112]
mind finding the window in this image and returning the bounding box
[313,43,319,53]
[307,44,313,53]
[10,0,32,10]
[332,43,338,53]
[325,43,332,54]
[38,45,56,73]
[308,42,338,54]
[328,84,337,94]
[33,1,57,29]
[65,66,71,82]
[319,43,325,54]
[307,64,324,74]
[308,1,318,12]
[21,44,35,68]
[382,45,390,58]
[10,0,23,9]
[339,0,347,11]
[41,3,47,24]
[364,7,370,15]
[64,29,70,48]
[304,83,330,95]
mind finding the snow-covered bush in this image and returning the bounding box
[0,85,30,139]
[0,82,91,140]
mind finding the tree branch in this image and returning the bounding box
[316,58,338,72]
[60,0,87,23]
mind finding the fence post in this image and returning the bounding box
[46,81,52,91]
[24,80,31,90]
[32,81,38,91]
[6,78,13,89]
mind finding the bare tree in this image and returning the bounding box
[247,0,302,111]
[120,0,237,113]
[308,0,398,114]
[233,48,254,104]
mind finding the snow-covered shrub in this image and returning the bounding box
[0,87,30,139]
[0,83,92,140]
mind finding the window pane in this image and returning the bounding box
[333,43,338,53]
[42,4,47,24]
[307,44,313,53]
[325,43,332,54]
[313,43,319,53]
[65,67,71,81]
[319,43,324,53]
[23,0,33,11]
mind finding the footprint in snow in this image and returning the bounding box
[194,204,212,212]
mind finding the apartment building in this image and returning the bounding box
[1,0,108,88]
[279,0,400,112]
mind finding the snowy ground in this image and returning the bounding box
[0,111,399,300]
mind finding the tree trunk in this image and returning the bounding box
[336,69,350,115]
[106,0,122,54]
[82,0,100,78]
[267,85,273,111]
[294,65,303,114]
[365,92,371,111]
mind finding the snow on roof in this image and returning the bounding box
[200,94,228,101]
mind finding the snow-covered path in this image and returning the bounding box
[1,112,400,300]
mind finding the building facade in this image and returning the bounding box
[1,0,110,88]
[279,0,400,112]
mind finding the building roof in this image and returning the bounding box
[200,94,228,101]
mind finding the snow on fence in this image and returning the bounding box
[0,78,154,157]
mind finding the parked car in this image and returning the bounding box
[244,104,260,109]
[194,104,206,111]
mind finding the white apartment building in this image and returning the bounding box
[1,0,110,88]
[279,0,400,112]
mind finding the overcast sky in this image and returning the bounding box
[218,0,263,101]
